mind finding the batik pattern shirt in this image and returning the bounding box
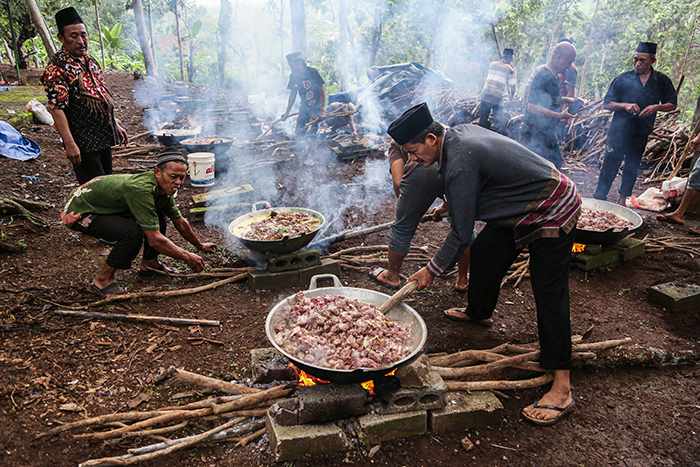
[42,47,117,152]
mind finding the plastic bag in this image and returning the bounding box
[661,177,687,204]
[26,98,54,125]
[627,187,670,212]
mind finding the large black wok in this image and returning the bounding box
[575,198,643,245]
[151,128,201,146]
[228,202,325,255]
[266,274,428,384]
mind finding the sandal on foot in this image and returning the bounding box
[90,282,127,297]
[138,264,179,277]
[368,267,401,290]
[656,213,684,225]
[689,227,700,236]
[443,308,493,327]
[522,398,576,426]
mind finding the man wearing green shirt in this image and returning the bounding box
[61,149,216,296]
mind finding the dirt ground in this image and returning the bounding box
[1,67,699,467]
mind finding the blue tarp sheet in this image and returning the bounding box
[0,120,41,161]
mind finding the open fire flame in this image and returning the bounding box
[291,364,396,394]
[572,242,586,253]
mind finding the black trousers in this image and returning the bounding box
[73,147,112,185]
[71,214,166,270]
[464,224,575,370]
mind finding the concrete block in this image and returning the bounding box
[269,383,369,426]
[574,248,621,271]
[266,412,351,462]
[611,237,645,261]
[372,374,446,415]
[648,281,700,313]
[395,354,435,388]
[250,347,296,384]
[357,410,427,444]
[429,391,503,433]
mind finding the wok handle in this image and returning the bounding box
[309,274,342,290]
[251,201,272,212]
[380,280,419,313]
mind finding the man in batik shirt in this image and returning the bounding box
[42,7,128,184]
[280,52,326,139]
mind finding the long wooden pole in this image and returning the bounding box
[174,0,185,81]
[6,0,22,85]
[93,0,107,70]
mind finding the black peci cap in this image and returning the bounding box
[55,7,84,34]
[503,48,514,57]
[636,42,657,54]
[286,51,306,65]
[387,102,434,145]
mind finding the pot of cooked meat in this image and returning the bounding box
[575,198,643,245]
[266,274,428,384]
[228,202,325,255]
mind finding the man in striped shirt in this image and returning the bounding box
[478,48,517,133]
[388,103,581,426]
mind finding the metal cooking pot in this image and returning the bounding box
[228,202,325,255]
[151,128,201,146]
[575,198,643,245]
[180,137,234,156]
[266,274,428,384]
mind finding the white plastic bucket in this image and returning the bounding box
[187,152,215,187]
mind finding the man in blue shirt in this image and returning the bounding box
[594,42,677,205]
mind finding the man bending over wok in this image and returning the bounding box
[388,103,581,426]
[61,148,216,296]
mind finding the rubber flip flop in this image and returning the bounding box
[689,227,700,236]
[90,282,127,297]
[521,398,576,426]
[138,264,179,277]
[443,308,493,327]
[656,213,684,225]
[368,266,401,290]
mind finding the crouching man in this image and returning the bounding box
[389,103,581,426]
[61,148,216,296]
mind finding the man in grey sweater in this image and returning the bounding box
[388,103,581,426]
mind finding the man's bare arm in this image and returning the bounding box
[50,108,81,165]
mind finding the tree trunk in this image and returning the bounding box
[369,3,383,67]
[147,3,157,69]
[1,38,15,67]
[217,0,232,86]
[132,0,157,76]
[289,0,306,55]
[577,0,600,95]
[173,1,185,81]
[338,0,350,91]
[6,0,22,82]
[184,3,194,82]
[93,0,107,70]
[23,0,57,58]
[279,0,284,75]
[425,0,444,68]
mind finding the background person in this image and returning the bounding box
[60,149,216,296]
[478,48,516,133]
[593,41,677,205]
[42,7,128,185]
[520,42,577,169]
[280,52,326,141]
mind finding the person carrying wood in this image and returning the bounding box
[478,48,516,133]
[520,41,577,169]
[593,41,677,205]
[60,148,216,296]
[388,102,581,426]
[41,7,128,184]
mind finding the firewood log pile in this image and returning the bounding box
[34,368,295,467]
